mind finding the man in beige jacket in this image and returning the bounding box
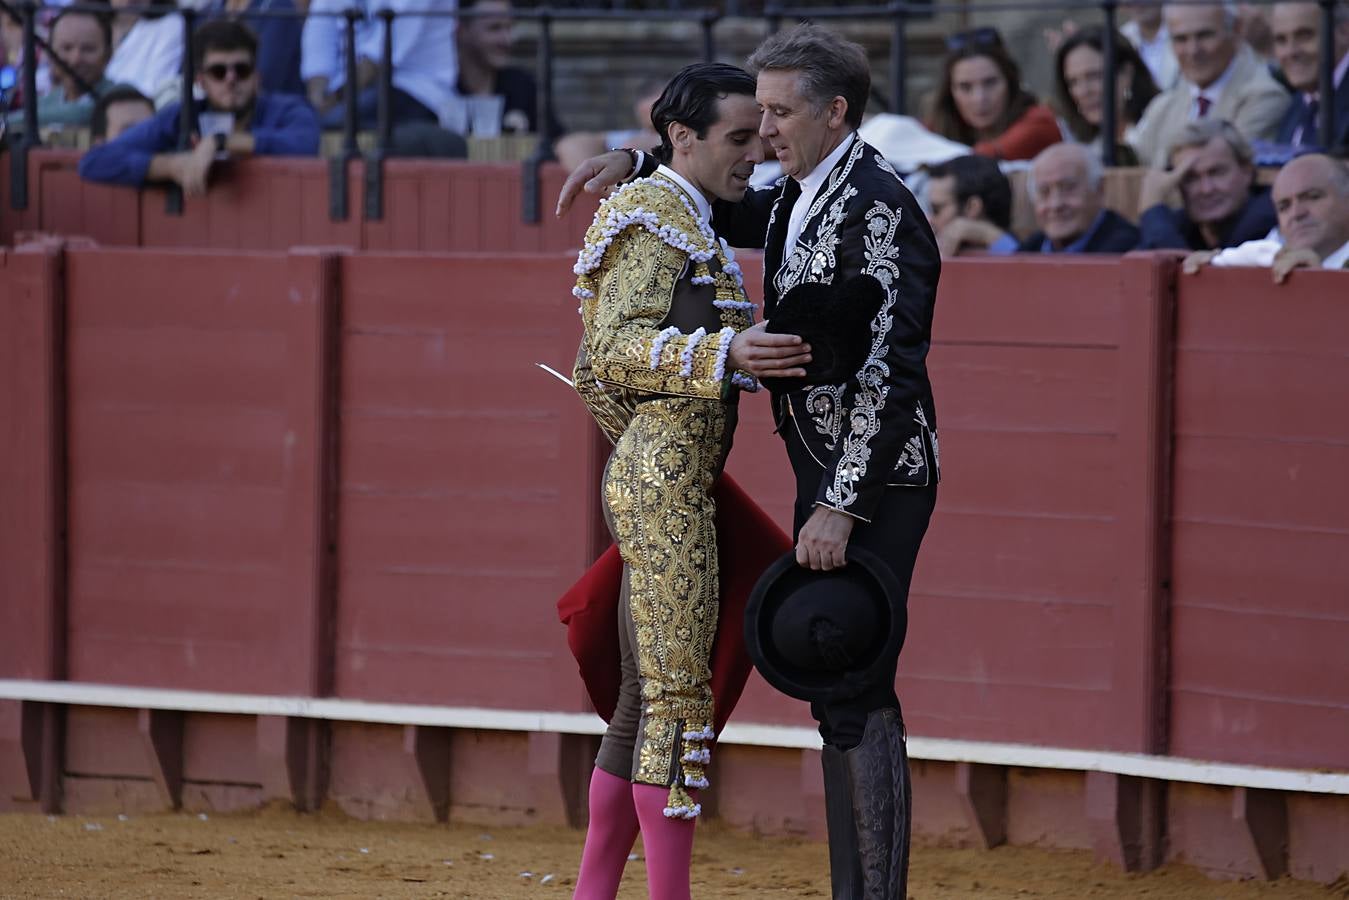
[1131,1,1291,166]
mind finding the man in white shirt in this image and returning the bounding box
[1184,153,1349,277]
[1130,1,1291,165]
[1122,1,1180,89]
[315,0,459,132]
[301,0,372,116]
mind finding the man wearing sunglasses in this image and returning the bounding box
[79,19,319,192]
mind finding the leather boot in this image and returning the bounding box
[843,708,911,900]
[821,745,864,899]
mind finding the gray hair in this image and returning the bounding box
[1165,117,1254,167]
[746,24,871,129]
[1164,0,1239,30]
[1026,142,1104,199]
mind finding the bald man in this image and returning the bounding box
[1014,143,1142,253]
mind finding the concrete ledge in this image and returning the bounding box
[2,680,1347,796]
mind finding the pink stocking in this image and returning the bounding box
[632,783,698,900]
[573,768,640,900]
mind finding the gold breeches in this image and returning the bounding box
[602,396,725,814]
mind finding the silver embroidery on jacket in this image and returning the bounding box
[772,140,866,295]
[805,383,845,450]
[825,200,905,510]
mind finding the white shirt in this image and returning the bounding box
[105,14,184,105]
[302,0,373,93]
[1122,19,1179,90]
[655,164,711,226]
[784,132,856,254]
[358,0,459,122]
[1211,235,1349,269]
[1188,54,1239,120]
[1323,239,1349,270]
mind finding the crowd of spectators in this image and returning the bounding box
[0,0,1346,276]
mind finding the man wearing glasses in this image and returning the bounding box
[79,20,319,192]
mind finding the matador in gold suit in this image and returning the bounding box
[570,158,760,895]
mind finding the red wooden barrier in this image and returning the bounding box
[1,150,599,254]
[1169,268,1349,772]
[332,251,596,710]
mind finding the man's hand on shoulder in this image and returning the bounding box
[727,321,812,378]
[556,150,637,217]
[796,505,855,571]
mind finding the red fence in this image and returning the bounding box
[2,242,1347,879]
[0,151,597,253]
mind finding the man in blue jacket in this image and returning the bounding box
[1137,119,1277,250]
[79,19,319,193]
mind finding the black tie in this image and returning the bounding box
[1299,97,1320,146]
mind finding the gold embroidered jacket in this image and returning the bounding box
[571,174,758,437]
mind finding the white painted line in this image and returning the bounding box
[2,680,1346,795]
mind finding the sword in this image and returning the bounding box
[535,362,574,387]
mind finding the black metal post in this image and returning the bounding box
[888,1,908,115]
[330,7,361,221]
[1101,0,1118,167]
[165,7,196,215]
[522,8,555,224]
[365,7,394,220]
[701,11,717,63]
[1318,0,1336,150]
[9,0,38,210]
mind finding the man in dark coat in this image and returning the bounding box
[1015,142,1141,253]
[1138,119,1278,250]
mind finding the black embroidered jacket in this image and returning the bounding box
[711,136,942,523]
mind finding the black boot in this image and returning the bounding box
[843,708,911,899]
[821,745,864,899]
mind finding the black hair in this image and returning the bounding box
[927,154,1013,229]
[49,6,113,56]
[649,62,758,165]
[193,19,258,69]
[89,84,154,140]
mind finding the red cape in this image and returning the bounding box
[556,474,790,733]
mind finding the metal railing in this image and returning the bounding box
[2,0,1343,222]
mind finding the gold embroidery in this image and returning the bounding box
[604,398,724,809]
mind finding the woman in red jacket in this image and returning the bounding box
[927,27,1062,161]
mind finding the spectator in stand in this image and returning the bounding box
[1267,1,1349,154]
[979,143,1141,254]
[105,0,182,105]
[1054,27,1160,164]
[923,153,1016,257]
[89,83,154,141]
[449,0,562,137]
[5,8,116,133]
[201,0,304,97]
[926,27,1063,162]
[318,0,459,133]
[1138,118,1276,249]
[1131,1,1291,166]
[1122,1,1180,89]
[1184,153,1349,276]
[301,0,374,117]
[79,20,318,191]
[554,74,664,171]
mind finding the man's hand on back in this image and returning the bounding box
[556,150,639,216]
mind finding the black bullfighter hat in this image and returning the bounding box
[744,545,907,703]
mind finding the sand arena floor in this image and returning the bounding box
[1,806,1344,899]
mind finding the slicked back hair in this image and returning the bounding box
[746,23,871,130]
[650,62,758,165]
